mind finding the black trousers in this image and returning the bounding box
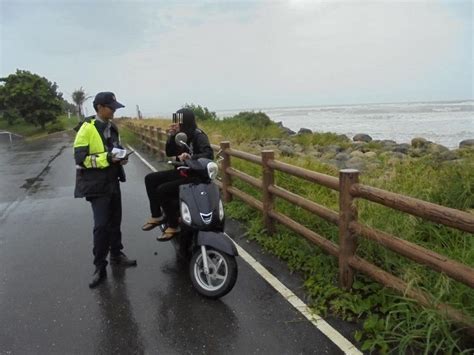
[144,169,198,228]
[88,187,123,268]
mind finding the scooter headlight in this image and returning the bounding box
[181,201,192,225]
[207,162,219,180]
[218,199,224,221]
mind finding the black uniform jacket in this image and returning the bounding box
[74,117,126,198]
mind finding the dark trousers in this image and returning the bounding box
[88,187,123,269]
[144,169,198,228]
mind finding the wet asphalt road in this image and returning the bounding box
[0,132,345,354]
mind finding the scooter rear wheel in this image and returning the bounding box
[190,247,238,299]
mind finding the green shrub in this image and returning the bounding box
[182,103,217,121]
[47,120,65,134]
[224,111,273,127]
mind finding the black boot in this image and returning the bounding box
[89,267,107,288]
[110,252,137,267]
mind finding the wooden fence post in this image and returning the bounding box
[261,150,275,234]
[151,127,158,155]
[220,141,232,202]
[140,125,146,149]
[338,169,360,289]
[155,127,163,159]
[146,126,152,151]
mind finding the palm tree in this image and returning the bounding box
[72,87,87,118]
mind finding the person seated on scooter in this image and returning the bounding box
[142,108,214,240]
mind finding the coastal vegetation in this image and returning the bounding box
[122,106,474,353]
[0,70,78,138]
[0,114,79,139]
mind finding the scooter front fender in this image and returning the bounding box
[197,231,238,256]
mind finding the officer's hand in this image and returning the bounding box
[111,157,122,164]
[178,153,191,161]
[120,159,128,166]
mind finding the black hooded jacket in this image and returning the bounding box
[165,109,214,160]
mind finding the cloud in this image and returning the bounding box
[1,0,472,116]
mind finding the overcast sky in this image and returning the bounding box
[1,0,472,117]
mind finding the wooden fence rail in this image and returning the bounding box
[123,121,474,335]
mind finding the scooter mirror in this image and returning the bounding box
[175,132,188,147]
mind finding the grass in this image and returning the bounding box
[126,117,474,353]
[0,115,80,139]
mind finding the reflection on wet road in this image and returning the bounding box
[0,133,343,354]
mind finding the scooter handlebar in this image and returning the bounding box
[167,160,185,167]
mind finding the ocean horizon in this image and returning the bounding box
[216,100,474,149]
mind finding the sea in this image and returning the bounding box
[216,100,473,149]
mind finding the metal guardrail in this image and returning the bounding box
[0,131,23,143]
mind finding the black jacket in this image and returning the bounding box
[166,128,214,160]
[74,117,126,198]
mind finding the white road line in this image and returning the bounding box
[233,242,362,355]
[127,144,157,172]
[127,143,362,355]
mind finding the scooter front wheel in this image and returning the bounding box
[190,247,238,299]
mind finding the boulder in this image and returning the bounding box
[312,151,323,158]
[459,139,474,149]
[391,152,406,160]
[353,133,372,143]
[392,143,411,154]
[279,145,295,157]
[379,139,397,146]
[438,150,458,161]
[352,142,371,153]
[337,134,351,142]
[350,150,365,158]
[269,138,282,145]
[410,148,424,158]
[411,137,430,149]
[294,144,304,153]
[427,143,449,154]
[346,157,366,171]
[281,126,296,135]
[335,152,351,161]
[298,128,313,135]
[320,145,344,154]
[380,140,397,151]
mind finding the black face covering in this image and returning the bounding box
[176,108,197,140]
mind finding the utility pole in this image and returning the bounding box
[136,105,143,119]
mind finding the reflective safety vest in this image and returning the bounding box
[73,119,110,169]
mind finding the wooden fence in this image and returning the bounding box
[124,121,474,335]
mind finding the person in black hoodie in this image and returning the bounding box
[142,108,214,240]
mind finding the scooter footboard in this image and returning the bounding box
[197,231,238,256]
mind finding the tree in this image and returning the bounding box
[61,97,76,116]
[182,103,217,121]
[72,87,87,118]
[0,70,64,129]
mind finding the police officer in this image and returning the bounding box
[74,92,136,289]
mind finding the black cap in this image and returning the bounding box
[93,92,125,110]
